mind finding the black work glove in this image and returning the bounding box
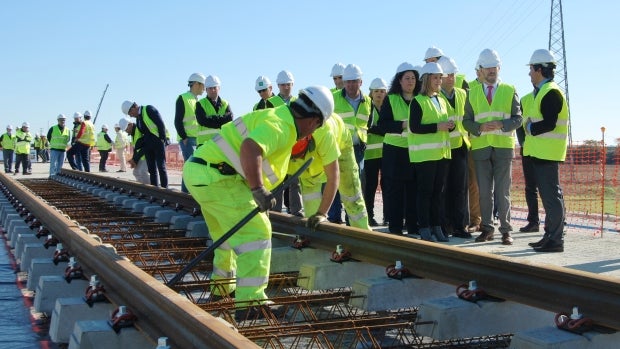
[306,212,327,229]
[251,186,276,212]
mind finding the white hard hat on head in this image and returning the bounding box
[528,49,556,66]
[22,122,30,128]
[396,62,416,74]
[478,48,501,68]
[73,112,83,119]
[114,123,120,128]
[437,56,459,74]
[255,75,272,91]
[102,124,108,129]
[118,118,129,130]
[121,101,134,115]
[276,70,294,84]
[57,114,66,120]
[188,72,206,84]
[330,63,345,77]
[205,75,221,88]
[420,62,445,77]
[84,110,92,117]
[298,85,334,120]
[6,125,12,129]
[343,64,363,81]
[369,78,388,90]
[424,46,444,60]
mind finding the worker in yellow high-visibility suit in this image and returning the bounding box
[182,86,334,319]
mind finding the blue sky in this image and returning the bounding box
[1,0,618,143]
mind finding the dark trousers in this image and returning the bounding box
[363,157,385,221]
[3,149,13,173]
[532,158,564,244]
[522,155,540,224]
[68,143,90,171]
[99,150,110,171]
[14,153,30,174]
[414,159,449,228]
[382,144,417,234]
[67,145,80,170]
[144,138,168,188]
[443,144,469,230]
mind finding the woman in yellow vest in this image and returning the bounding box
[408,62,453,242]
[378,62,421,236]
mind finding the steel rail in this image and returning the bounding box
[0,174,259,349]
[269,213,620,331]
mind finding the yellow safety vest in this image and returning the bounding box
[0,132,16,150]
[180,91,199,138]
[383,94,412,148]
[523,81,569,161]
[49,125,70,150]
[96,132,112,151]
[333,89,371,144]
[77,121,96,146]
[440,87,470,149]
[193,107,297,191]
[15,129,32,154]
[196,97,229,145]
[468,83,517,150]
[407,95,451,163]
[364,105,384,160]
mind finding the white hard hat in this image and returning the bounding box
[420,62,445,77]
[298,85,334,120]
[205,75,221,88]
[343,64,363,81]
[57,114,66,120]
[424,46,444,60]
[22,122,30,128]
[121,101,134,115]
[396,62,416,74]
[528,49,556,66]
[102,124,108,130]
[114,123,120,128]
[369,78,388,90]
[84,110,92,117]
[255,75,272,91]
[73,112,83,119]
[437,56,459,74]
[478,48,501,68]
[276,70,294,84]
[118,118,129,130]
[413,65,423,75]
[6,125,12,129]
[330,63,345,77]
[188,72,206,84]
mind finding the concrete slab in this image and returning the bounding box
[350,276,456,312]
[153,209,184,224]
[297,260,385,290]
[27,258,68,291]
[15,232,40,260]
[50,297,116,344]
[186,220,209,238]
[169,214,202,230]
[510,326,620,349]
[68,320,152,349]
[416,296,555,340]
[9,225,33,249]
[34,275,89,314]
[21,242,56,272]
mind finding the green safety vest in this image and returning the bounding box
[15,129,32,154]
[333,90,371,144]
[468,83,517,150]
[78,121,96,146]
[383,94,412,148]
[440,87,471,149]
[49,125,70,151]
[407,95,451,163]
[364,105,384,160]
[96,132,112,150]
[523,81,569,161]
[196,97,229,145]
[180,91,199,138]
[455,74,467,90]
[1,132,16,150]
[193,107,297,191]
[140,107,163,138]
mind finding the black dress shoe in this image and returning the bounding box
[452,230,472,238]
[528,237,548,248]
[519,222,540,232]
[235,303,285,322]
[369,218,379,227]
[533,242,564,253]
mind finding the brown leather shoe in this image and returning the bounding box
[501,233,514,245]
[474,229,494,242]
